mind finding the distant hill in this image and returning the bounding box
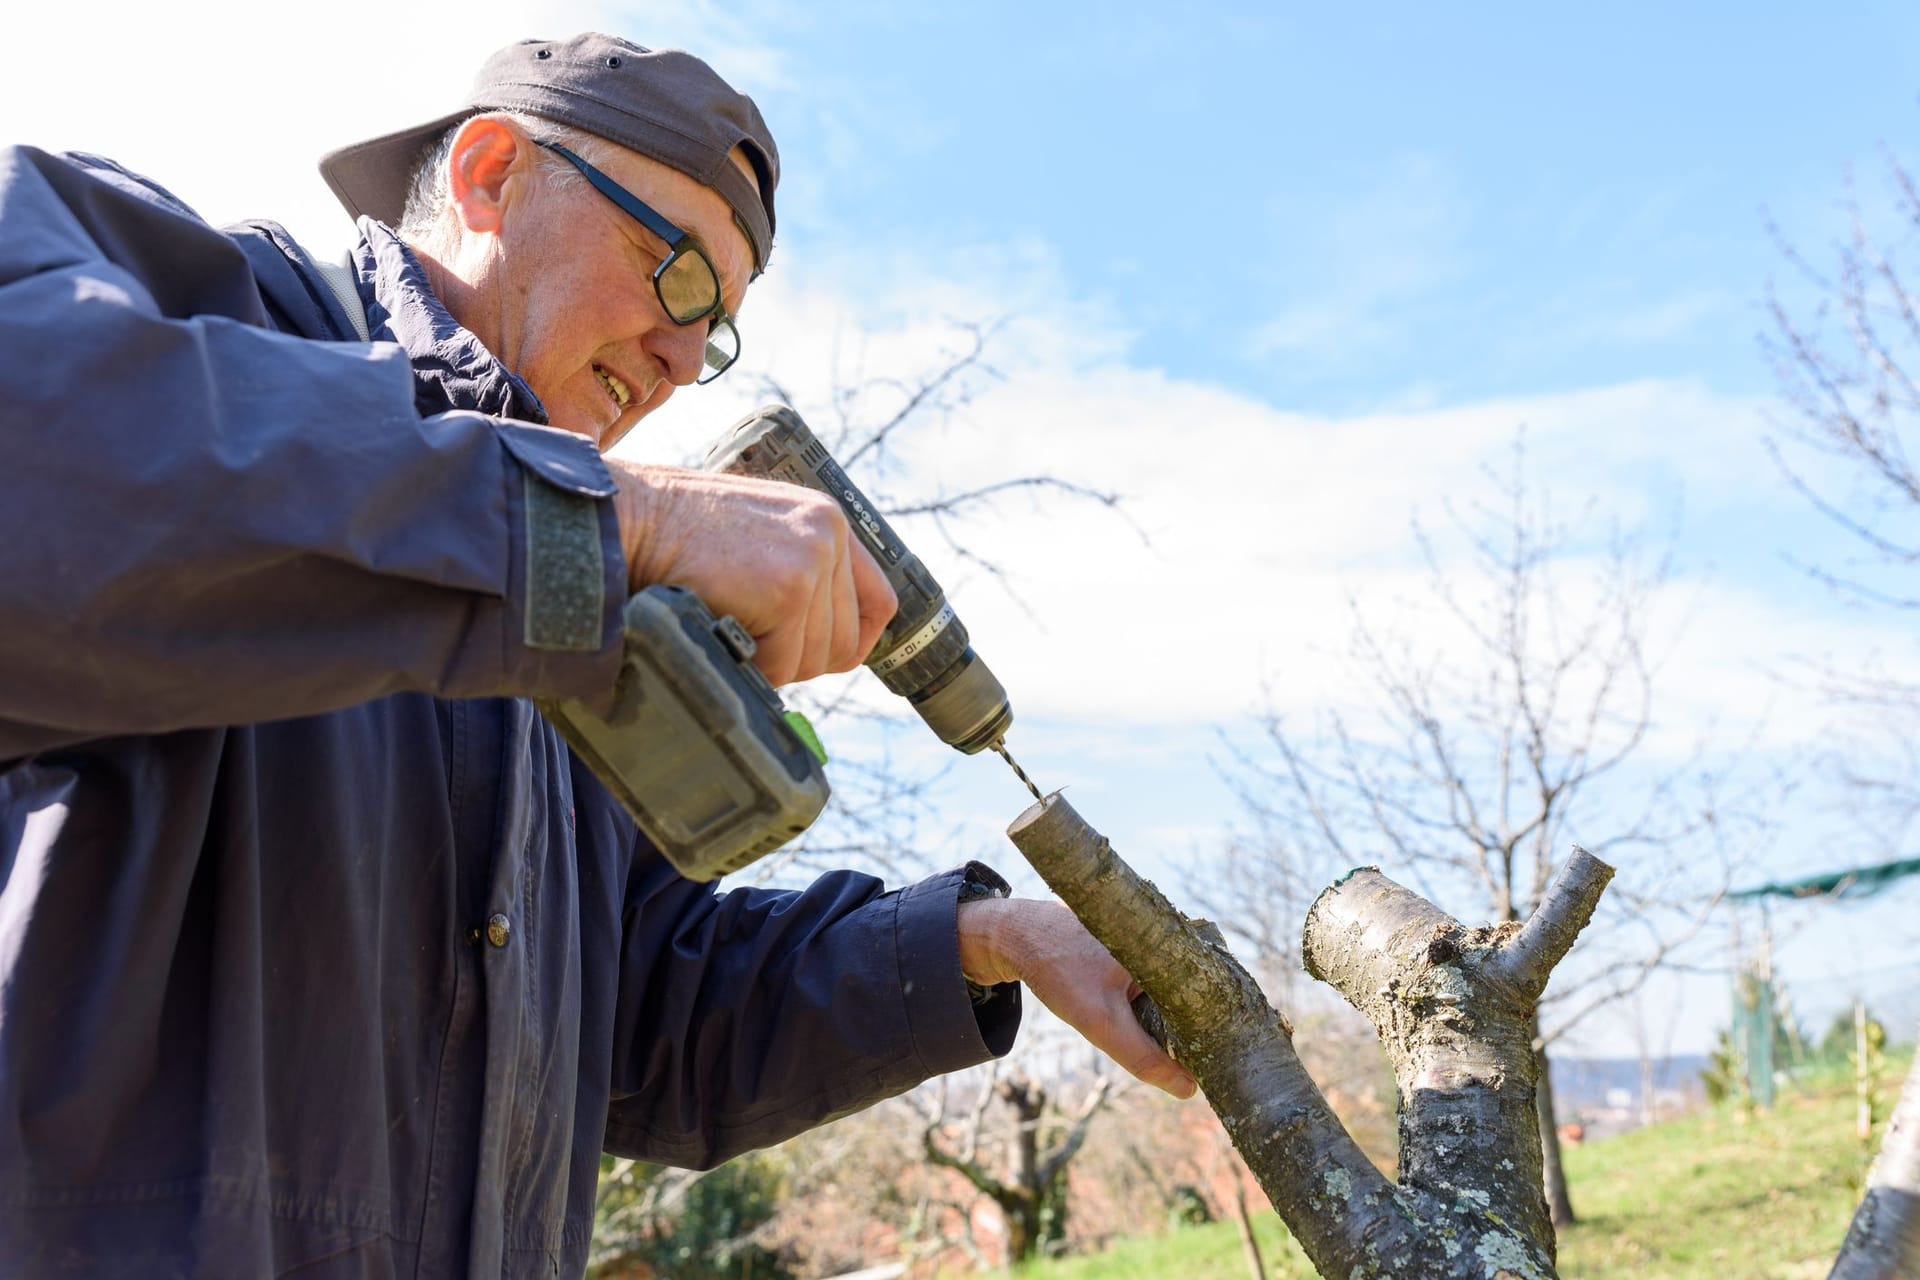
[1546,1053,1709,1121]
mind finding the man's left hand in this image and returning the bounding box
[957,898,1199,1099]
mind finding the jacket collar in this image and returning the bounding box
[351,218,548,424]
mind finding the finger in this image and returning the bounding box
[827,542,861,673]
[849,542,897,660]
[1106,995,1198,1098]
[1030,969,1196,1099]
[750,618,803,687]
[1121,1028,1190,1097]
[989,900,1199,1100]
[793,554,835,683]
[1047,985,1194,1100]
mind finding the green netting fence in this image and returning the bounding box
[1730,856,1920,902]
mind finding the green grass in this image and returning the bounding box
[1552,1058,1892,1279]
[1008,1058,1903,1279]
[1009,1212,1313,1280]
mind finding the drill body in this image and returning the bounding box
[542,404,1022,882]
[706,405,1014,756]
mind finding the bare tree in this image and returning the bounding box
[712,319,1134,889]
[1200,435,1752,1227]
[1086,1073,1293,1276]
[1764,148,1920,844]
[1007,792,1920,1278]
[748,1096,948,1278]
[589,1153,791,1278]
[742,320,1132,611]
[1764,153,1920,613]
[1015,791,1612,1276]
[1762,144,1920,1280]
[915,1062,1115,1263]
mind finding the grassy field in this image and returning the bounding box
[1008,1058,1903,1279]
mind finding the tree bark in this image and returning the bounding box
[1830,1027,1920,1279]
[1008,793,1614,1279]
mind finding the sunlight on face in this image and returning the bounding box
[442,125,757,449]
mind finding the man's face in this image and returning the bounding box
[456,126,755,449]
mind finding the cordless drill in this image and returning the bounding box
[541,404,1040,882]
[705,405,1022,762]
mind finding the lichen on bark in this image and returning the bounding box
[1007,793,1614,1279]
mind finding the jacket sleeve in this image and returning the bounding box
[0,146,627,759]
[603,844,1022,1169]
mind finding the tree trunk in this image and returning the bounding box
[998,1192,1037,1264]
[1829,1027,1920,1278]
[1007,793,1615,1278]
[1534,1030,1577,1228]
[1005,1078,1042,1239]
[1005,793,1920,1276]
[1229,1174,1268,1280]
[920,1070,1106,1263]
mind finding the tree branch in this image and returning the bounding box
[1037,1076,1113,1187]
[1490,847,1617,998]
[1009,793,1572,1278]
[1007,795,1402,1268]
[1300,857,1606,1256]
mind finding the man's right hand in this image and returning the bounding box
[606,460,898,686]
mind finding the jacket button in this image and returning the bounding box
[486,914,512,948]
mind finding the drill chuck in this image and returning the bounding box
[706,405,1014,755]
[902,646,1012,755]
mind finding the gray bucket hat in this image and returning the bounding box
[318,34,779,272]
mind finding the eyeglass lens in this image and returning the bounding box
[657,252,720,324]
[700,319,740,384]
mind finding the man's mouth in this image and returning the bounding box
[593,364,632,409]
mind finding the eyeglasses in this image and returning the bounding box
[536,140,741,384]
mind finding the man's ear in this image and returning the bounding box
[445,115,531,235]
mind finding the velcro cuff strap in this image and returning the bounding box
[524,476,605,651]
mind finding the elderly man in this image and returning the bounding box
[0,32,1189,1280]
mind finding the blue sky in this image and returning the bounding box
[735,2,1920,410]
[9,0,1918,1055]
[667,1,1920,1054]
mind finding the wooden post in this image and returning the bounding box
[1855,997,1872,1144]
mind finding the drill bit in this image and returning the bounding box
[991,738,1044,803]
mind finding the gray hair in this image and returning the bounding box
[397,111,613,235]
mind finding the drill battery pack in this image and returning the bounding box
[538,585,831,882]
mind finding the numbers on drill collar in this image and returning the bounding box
[871,602,956,675]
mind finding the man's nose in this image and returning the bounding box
[648,320,710,387]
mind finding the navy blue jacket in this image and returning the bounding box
[0,146,1017,1278]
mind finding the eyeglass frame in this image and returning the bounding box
[535,139,742,385]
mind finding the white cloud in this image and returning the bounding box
[4,0,780,252]
[621,247,1916,788]
[15,1,1912,894]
